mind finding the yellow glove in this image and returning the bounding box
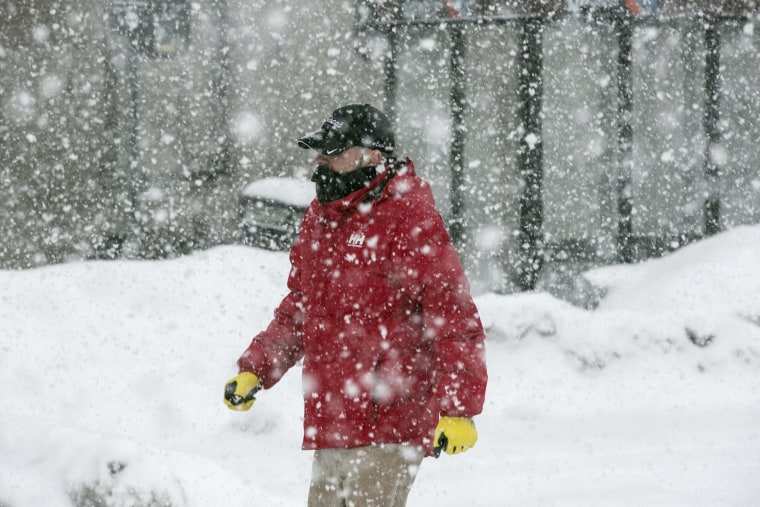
[224,372,261,411]
[433,416,478,457]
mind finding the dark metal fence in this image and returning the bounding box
[359,0,760,291]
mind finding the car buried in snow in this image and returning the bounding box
[238,177,315,251]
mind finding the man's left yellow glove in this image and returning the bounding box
[224,372,261,411]
[433,416,478,457]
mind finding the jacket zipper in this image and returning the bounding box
[371,364,380,423]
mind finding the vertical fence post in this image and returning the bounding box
[208,0,232,177]
[615,11,635,263]
[703,18,722,235]
[126,45,141,240]
[449,23,467,248]
[383,24,399,127]
[516,17,545,291]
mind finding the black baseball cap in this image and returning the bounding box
[297,104,395,156]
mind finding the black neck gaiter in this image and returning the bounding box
[311,164,377,204]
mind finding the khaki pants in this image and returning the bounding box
[307,444,424,507]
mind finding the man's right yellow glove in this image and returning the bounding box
[433,416,478,458]
[224,372,261,411]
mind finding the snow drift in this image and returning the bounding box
[1,226,759,506]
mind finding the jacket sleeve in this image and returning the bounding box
[237,244,305,389]
[391,199,488,418]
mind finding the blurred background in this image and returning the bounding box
[1,0,758,297]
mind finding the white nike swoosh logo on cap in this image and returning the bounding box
[324,148,341,155]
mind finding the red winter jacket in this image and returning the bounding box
[238,159,487,454]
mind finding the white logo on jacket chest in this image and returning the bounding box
[347,232,365,248]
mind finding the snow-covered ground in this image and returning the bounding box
[1,225,759,506]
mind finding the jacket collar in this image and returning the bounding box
[318,158,416,218]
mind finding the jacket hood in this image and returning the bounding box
[383,158,435,205]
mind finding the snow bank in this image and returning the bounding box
[1,227,759,506]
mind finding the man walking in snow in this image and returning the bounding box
[224,103,487,506]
